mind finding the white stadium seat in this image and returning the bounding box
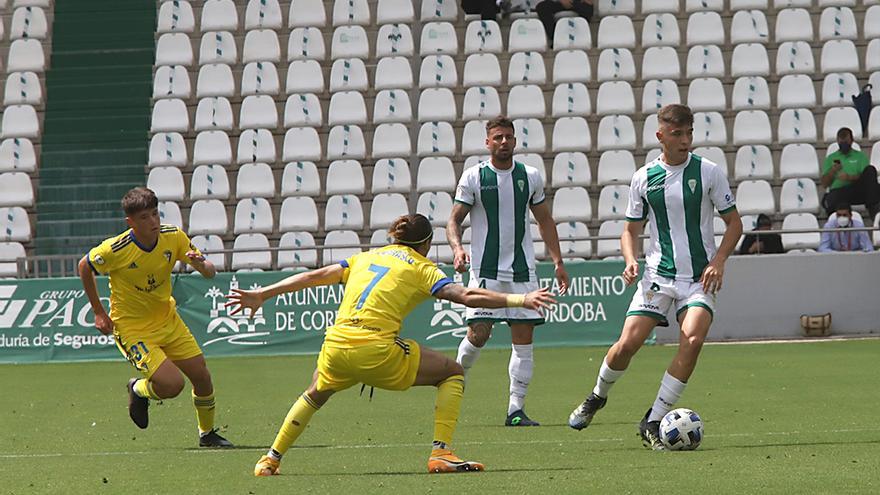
[597,185,629,220]
[231,234,272,271]
[686,0,723,11]
[553,187,592,222]
[597,220,625,258]
[329,58,369,92]
[642,0,679,14]
[508,51,547,86]
[283,128,322,161]
[730,10,769,44]
[331,26,370,59]
[237,129,277,164]
[779,144,820,179]
[597,48,635,82]
[735,180,775,215]
[514,118,547,153]
[465,19,503,54]
[237,162,276,199]
[596,81,635,116]
[245,0,283,29]
[642,79,680,113]
[732,76,771,110]
[461,120,488,156]
[326,160,366,195]
[553,17,591,51]
[508,85,546,119]
[642,13,680,48]
[463,53,502,87]
[777,75,817,109]
[420,22,458,55]
[687,12,724,46]
[324,195,364,231]
[328,91,368,126]
[197,64,235,97]
[686,44,724,78]
[733,110,772,145]
[419,55,458,88]
[823,107,862,142]
[821,40,859,73]
[597,0,635,15]
[376,24,414,57]
[731,44,769,77]
[692,111,727,146]
[776,41,815,76]
[687,77,726,112]
[418,88,457,122]
[189,200,229,236]
[780,178,820,214]
[509,18,547,53]
[420,0,458,21]
[377,0,415,24]
[326,125,367,160]
[373,123,412,159]
[597,150,636,186]
[551,152,591,187]
[0,207,31,241]
[0,174,33,207]
[10,6,49,39]
[552,83,591,117]
[190,165,230,200]
[194,97,234,131]
[288,27,326,61]
[557,222,592,259]
[372,159,412,194]
[734,145,774,181]
[243,30,281,64]
[374,90,413,124]
[416,192,454,227]
[375,56,414,90]
[642,47,681,80]
[279,197,319,231]
[201,0,238,31]
[821,73,860,108]
[278,232,318,269]
[323,230,362,265]
[156,33,193,67]
[152,66,190,100]
[781,213,820,251]
[417,122,456,156]
[597,15,635,49]
[281,161,321,197]
[553,50,591,83]
[199,31,237,65]
[694,146,728,175]
[462,86,502,120]
[289,0,327,27]
[0,138,36,173]
[370,193,409,229]
[819,6,857,41]
[284,93,323,127]
[597,115,636,151]
[333,0,371,26]
[775,8,812,43]
[147,167,185,201]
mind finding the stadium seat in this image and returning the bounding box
[780,178,820,214]
[245,0,283,29]
[775,8,812,43]
[597,220,625,258]
[642,0,679,14]
[596,81,635,116]
[420,0,458,21]
[419,55,458,88]
[694,146,728,174]
[692,111,727,147]
[819,6,857,41]
[199,31,237,65]
[288,27,326,61]
[324,194,364,231]
[278,232,318,269]
[775,0,812,8]
[331,26,369,59]
[867,41,880,73]
[781,213,820,251]
[370,229,393,248]
[556,221,592,259]
[779,144,820,179]
[597,115,636,151]
[148,133,187,168]
[553,50,591,83]
[873,143,880,169]
[147,167,185,201]
[372,158,412,194]
[328,91,368,126]
[420,22,458,55]
[332,0,370,25]
[289,0,326,27]
[870,109,880,141]
[463,53,502,87]
[326,125,366,160]
[642,13,680,48]
[686,0,723,11]
[514,118,546,153]
[687,78,726,112]
[194,97,234,131]
[373,123,412,159]
[597,150,636,186]
[329,58,369,92]
[156,33,193,67]
[777,74,817,109]
[826,141,861,157]
[0,104,37,139]
[776,41,815,75]
[243,30,281,64]
[515,153,547,182]
[823,107,862,142]
[732,76,770,110]
[508,85,546,119]
[418,88,457,122]
[508,51,547,85]
[642,79,680,113]
[231,234,272,271]
[369,193,409,230]
[462,86,502,120]
[465,19,503,54]
[553,17,591,51]
[375,56,414,90]
[150,99,189,133]
[462,120,488,156]
[4,72,42,107]
[376,24,414,57]
[430,228,455,264]
[9,7,46,39]
[201,0,238,31]
[686,44,725,79]
[596,0,635,15]
[646,148,663,163]
[158,201,183,228]
[821,40,859,73]
[279,197,319,231]
[642,47,681,80]
[284,93,323,127]
[733,145,774,181]
[687,12,724,45]
[0,241,23,276]
[731,44,769,77]
[551,152,591,187]
[237,128,277,164]
[735,180,775,215]
[597,185,629,220]
[596,15,635,49]
[152,66,191,100]
[281,161,321,197]
[376,0,415,24]
[373,90,412,124]
[552,83,591,117]
[323,230,362,265]
[730,10,769,44]
[509,18,547,52]
[193,131,232,165]
[190,165,230,200]
[866,6,880,39]
[236,163,275,199]
[596,48,635,81]
[0,207,31,241]
[0,138,35,173]
[326,160,365,195]
[417,121,456,156]
[416,192,453,227]
[0,173,33,207]
[196,64,235,97]
[733,111,772,145]
[821,73,860,108]
[189,199,229,235]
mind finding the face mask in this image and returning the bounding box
[837,215,851,228]
[838,142,852,154]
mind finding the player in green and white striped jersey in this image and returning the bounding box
[568,104,743,449]
[448,117,570,427]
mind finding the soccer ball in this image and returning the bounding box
[659,408,704,451]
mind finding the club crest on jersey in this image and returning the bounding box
[687,179,697,194]
[517,179,525,192]
[646,282,661,302]
[163,250,172,262]
[94,255,105,265]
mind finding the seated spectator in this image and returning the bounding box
[821,127,880,219]
[461,0,500,20]
[739,214,784,255]
[535,0,593,45]
[818,203,873,253]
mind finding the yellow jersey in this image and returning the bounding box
[324,244,453,347]
[87,225,201,332]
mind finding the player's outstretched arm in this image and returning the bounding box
[435,284,556,311]
[224,264,345,317]
[78,256,113,335]
[186,251,216,279]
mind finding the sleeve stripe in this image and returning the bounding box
[86,255,99,275]
[624,216,645,222]
[339,260,349,268]
[718,205,737,215]
[531,197,546,206]
[453,199,473,206]
[430,277,453,295]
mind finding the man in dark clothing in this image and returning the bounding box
[739,214,784,255]
[535,0,593,45]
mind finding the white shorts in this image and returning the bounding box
[464,275,545,326]
[626,270,716,326]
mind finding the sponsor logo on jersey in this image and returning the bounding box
[646,184,665,192]
[128,262,138,269]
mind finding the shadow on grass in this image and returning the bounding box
[711,438,880,451]
[312,466,591,477]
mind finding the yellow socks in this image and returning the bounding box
[192,391,216,434]
[433,374,465,447]
[133,378,160,400]
[269,394,321,459]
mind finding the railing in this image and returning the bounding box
[12,226,878,279]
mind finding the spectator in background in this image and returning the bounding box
[821,127,880,219]
[818,203,873,253]
[739,214,784,255]
[461,0,500,20]
[536,0,593,46]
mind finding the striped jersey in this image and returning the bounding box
[454,160,545,282]
[625,153,736,282]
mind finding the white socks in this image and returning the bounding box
[507,344,533,415]
[648,371,687,422]
[456,337,482,375]
[592,360,626,399]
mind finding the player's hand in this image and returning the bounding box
[622,261,639,286]
[554,262,570,296]
[523,287,557,311]
[700,261,724,294]
[186,250,206,265]
[224,288,264,318]
[452,248,470,273]
[94,312,114,336]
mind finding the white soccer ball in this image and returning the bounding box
[659,408,704,451]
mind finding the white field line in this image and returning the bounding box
[2,427,878,459]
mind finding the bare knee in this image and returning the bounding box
[467,323,492,347]
[448,359,464,377]
[153,375,185,399]
[681,334,705,353]
[615,337,644,358]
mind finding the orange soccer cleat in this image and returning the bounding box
[254,455,281,477]
[427,449,485,474]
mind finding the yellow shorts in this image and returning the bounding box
[113,312,203,379]
[316,337,421,392]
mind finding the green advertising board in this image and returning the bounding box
[0,261,639,364]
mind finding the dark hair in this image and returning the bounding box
[836,127,853,140]
[121,187,159,216]
[834,201,852,213]
[657,104,694,127]
[756,213,772,228]
[486,116,515,134]
[389,214,433,246]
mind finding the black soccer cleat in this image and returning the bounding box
[199,428,234,448]
[505,409,540,426]
[638,408,665,451]
[568,393,607,430]
[127,378,149,429]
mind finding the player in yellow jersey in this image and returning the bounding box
[225,214,557,476]
[78,187,233,447]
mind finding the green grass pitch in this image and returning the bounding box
[2,339,879,494]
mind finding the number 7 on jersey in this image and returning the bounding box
[355,264,390,310]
